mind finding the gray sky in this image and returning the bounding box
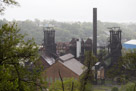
[1,0,136,22]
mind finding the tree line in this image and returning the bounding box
[0,19,136,45]
[1,0,136,90]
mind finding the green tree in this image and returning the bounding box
[122,49,136,75]
[0,0,19,14]
[106,58,124,82]
[121,49,136,89]
[106,49,136,87]
[111,87,118,91]
[120,83,136,91]
[0,23,45,91]
[49,78,80,91]
[79,51,97,91]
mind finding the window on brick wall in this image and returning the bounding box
[58,78,61,81]
[75,78,77,80]
[50,77,52,83]
[55,78,58,82]
[46,77,49,82]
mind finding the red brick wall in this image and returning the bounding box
[40,56,50,69]
[42,61,79,85]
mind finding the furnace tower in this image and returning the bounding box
[43,26,56,55]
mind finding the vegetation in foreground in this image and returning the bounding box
[0,0,136,91]
[0,23,46,91]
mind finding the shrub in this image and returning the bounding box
[49,78,80,91]
[111,87,118,91]
[120,83,136,91]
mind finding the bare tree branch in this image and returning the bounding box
[71,81,74,91]
[58,70,64,91]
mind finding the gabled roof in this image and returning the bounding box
[57,53,85,75]
[59,53,74,62]
[39,49,55,65]
[41,55,55,65]
[95,62,101,66]
[124,40,136,45]
[61,58,85,75]
[85,38,92,44]
[45,53,85,76]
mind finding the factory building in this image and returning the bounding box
[42,53,85,85]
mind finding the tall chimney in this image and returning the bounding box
[93,8,97,56]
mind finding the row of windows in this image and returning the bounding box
[46,77,60,83]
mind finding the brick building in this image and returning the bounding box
[38,48,55,69]
[42,53,85,85]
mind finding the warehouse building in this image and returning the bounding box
[123,40,136,49]
[42,53,85,85]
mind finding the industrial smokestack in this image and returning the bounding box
[76,38,81,58]
[93,8,97,56]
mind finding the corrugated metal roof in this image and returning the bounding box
[40,50,55,65]
[61,58,85,75]
[59,53,74,62]
[41,55,55,65]
[95,62,101,65]
[124,40,136,45]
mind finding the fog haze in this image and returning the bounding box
[1,0,136,22]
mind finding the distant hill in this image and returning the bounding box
[0,19,136,46]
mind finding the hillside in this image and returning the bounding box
[0,19,136,46]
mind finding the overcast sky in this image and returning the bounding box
[0,0,136,22]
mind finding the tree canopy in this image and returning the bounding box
[0,0,19,14]
[49,78,80,91]
[1,19,136,46]
[0,23,45,91]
